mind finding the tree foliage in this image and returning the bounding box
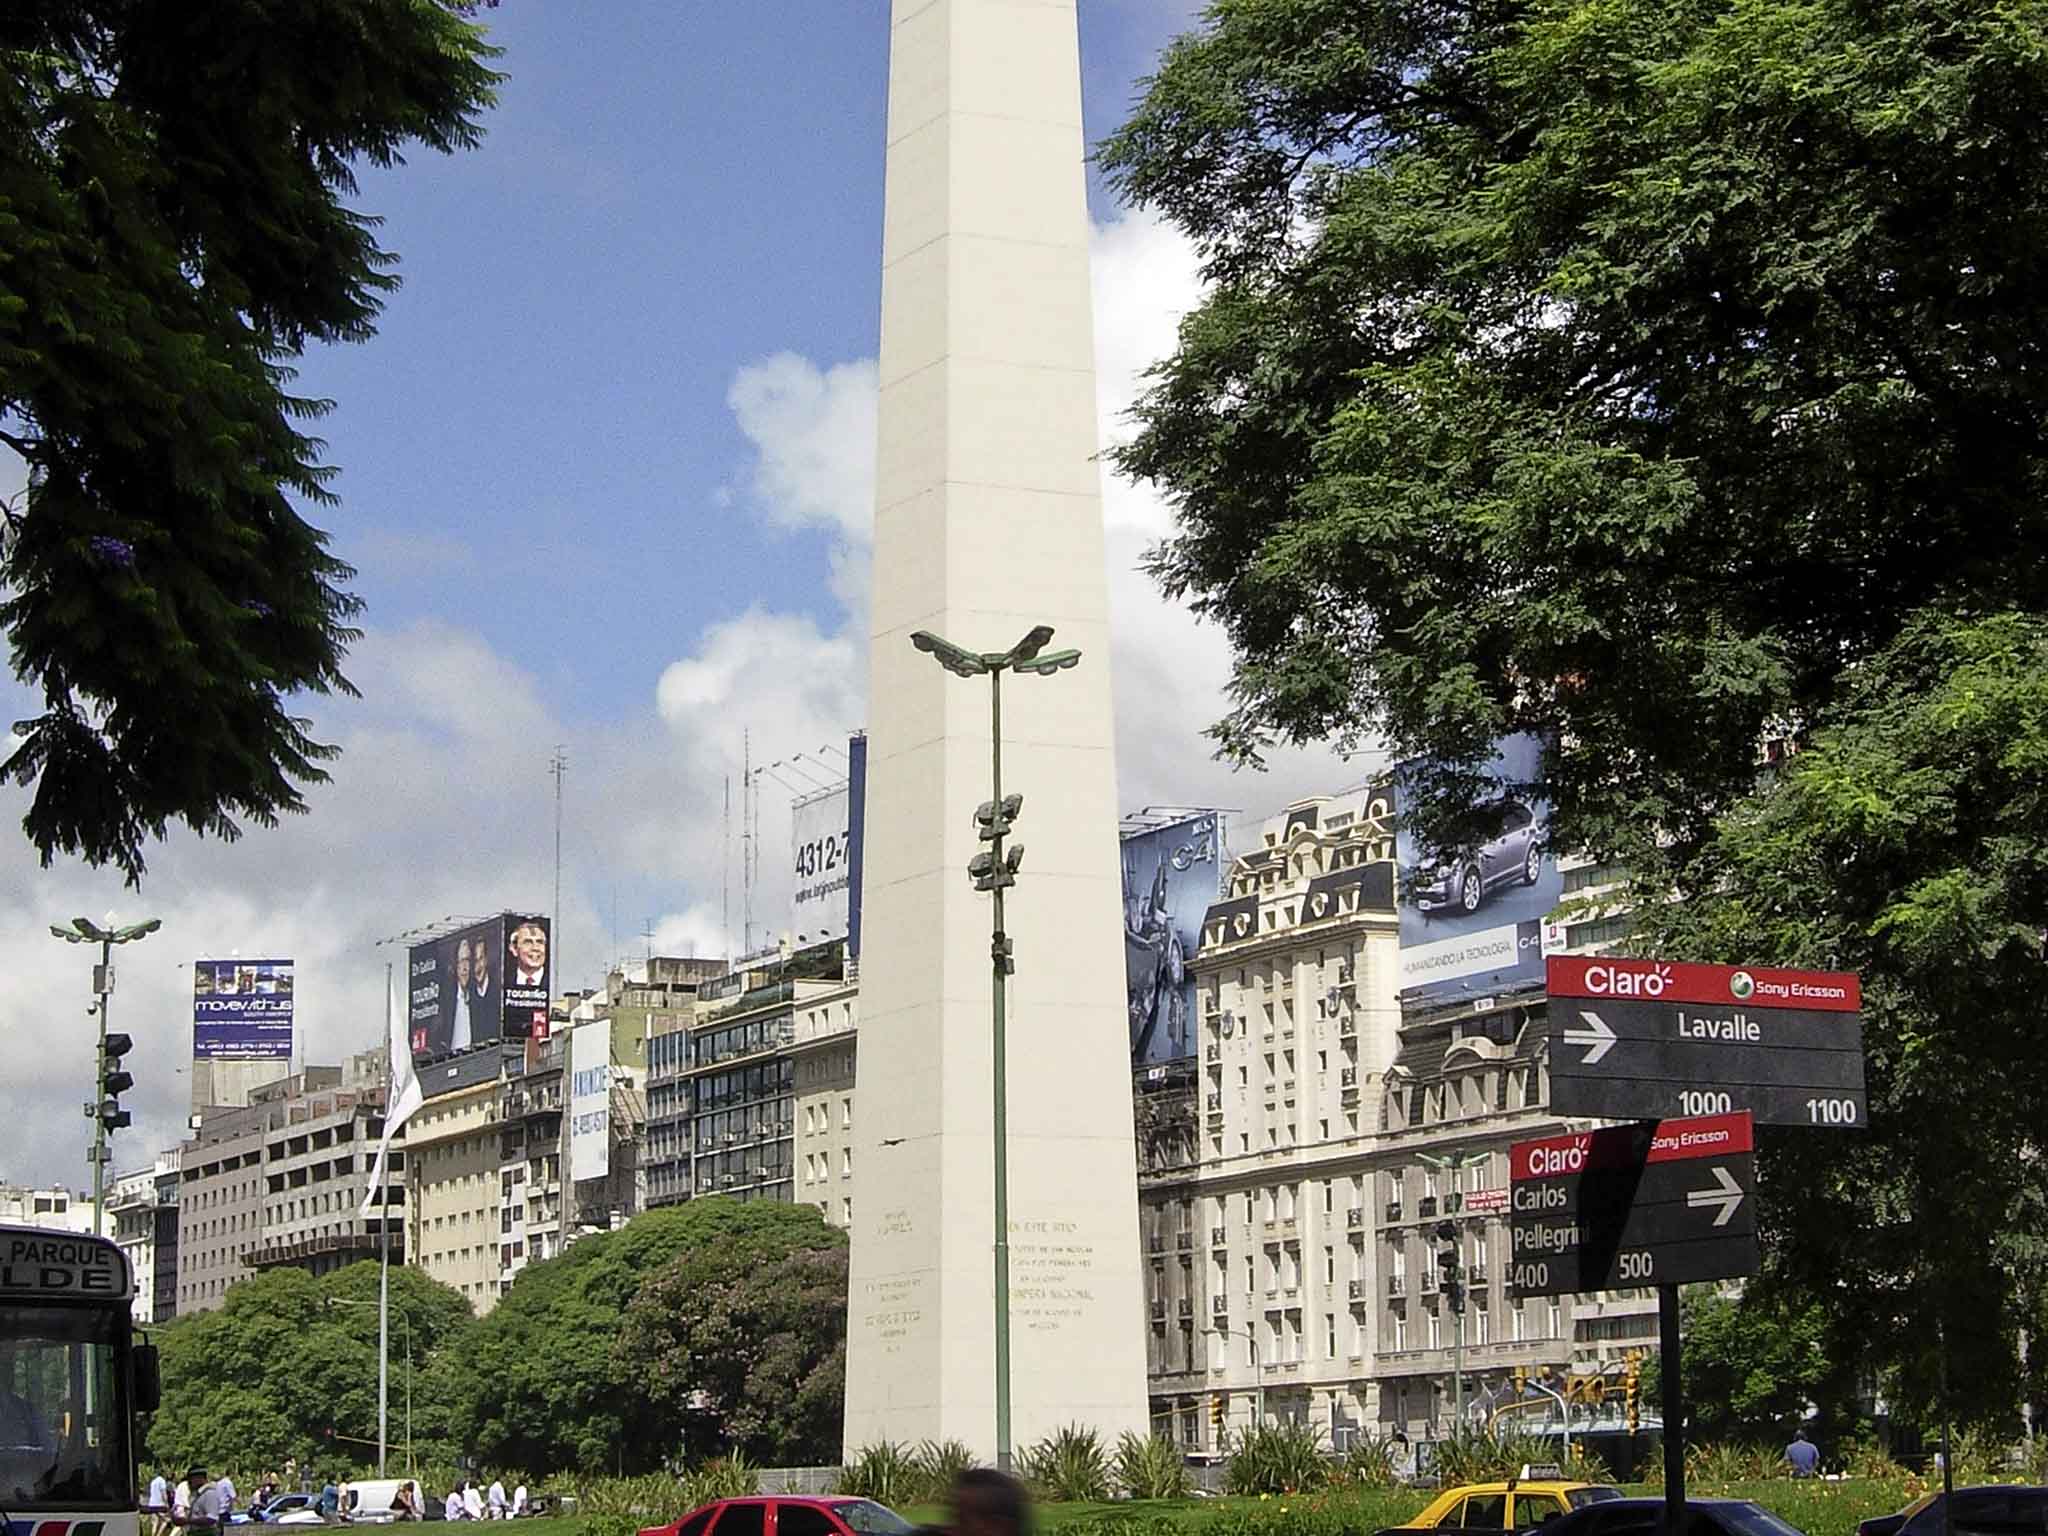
[452,1198,846,1475]
[0,0,500,882]
[1103,0,2048,1431]
[1666,1287,1842,1445]
[617,1223,848,1466]
[1636,612,2048,1434]
[1100,0,2048,863]
[149,1261,475,1475]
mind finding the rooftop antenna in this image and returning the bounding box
[722,772,732,967]
[549,746,568,994]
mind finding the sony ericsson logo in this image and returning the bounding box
[1729,971,1756,1000]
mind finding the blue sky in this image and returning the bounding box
[2,1,1370,1186]
[304,2,1201,725]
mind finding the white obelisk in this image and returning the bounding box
[843,0,1148,1458]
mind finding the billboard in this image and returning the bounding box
[1394,733,1562,1009]
[193,958,294,1059]
[567,1019,610,1183]
[1122,812,1222,1065]
[789,732,867,952]
[406,913,552,1062]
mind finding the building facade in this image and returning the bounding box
[0,1185,93,1234]
[406,1047,510,1313]
[1140,792,1656,1452]
[107,1158,179,1324]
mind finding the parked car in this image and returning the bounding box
[252,1494,324,1525]
[1410,797,1548,920]
[1862,1487,2048,1536]
[1537,1498,1808,1536]
[639,1497,917,1536]
[1379,1473,1623,1535]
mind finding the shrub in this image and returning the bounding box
[1560,1443,1613,1484]
[1687,1442,1777,1486]
[913,1439,980,1502]
[1225,1421,1328,1495]
[1334,1431,1400,1490]
[1113,1431,1191,1500]
[838,1442,920,1505]
[684,1453,758,1505]
[1429,1427,1550,1487]
[1023,1423,1113,1502]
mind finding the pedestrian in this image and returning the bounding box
[172,1471,194,1524]
[512,1483,528,1519]
[318,1480,340,1519]
[392,1482,420,1521]
[1785,1427,1820,1478]
[464,1479,486,1522]
[217,1470,237,1517]
[948,1468,1029,1536]
[488,1476,507,1520]
[445,1487,466,1521]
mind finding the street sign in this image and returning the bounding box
[1508,1111,1760,1297]
[1546,956,1866,1127]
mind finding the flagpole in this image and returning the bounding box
[378,960,391,1478]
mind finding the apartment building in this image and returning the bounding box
[790,979,858,1229]
[1142,791,1655,1453]
[244,1079,402,1279]
[407,1047,513,1313]
[497,1037,565,1289]
[107,1158,180,1324]
[0,1185,93,1234]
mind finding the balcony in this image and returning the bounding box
[1211,1226,1228,1247]
[1469,1269,1490,1288]
[1178,1298,1194,1318]
[1388,1274,1405,1296]
[1385,1202,1404,1222]
[1348,1280,1366,1300]
[1176,1228,1196,1251]
[1339,1017,1357,1039]
[1149,1299,1167,1320]
[1206,1093,1222,1111]
[1211,1296,1228,1315]
[1206,1044,1222,1063]
[1340,1067,1358,1087]
[1418,1196,1439,1218]
[1147,1232,1167,1253]
[1347,1208,1365,1230]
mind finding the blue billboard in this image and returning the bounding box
[1122,813,1222,1065]
[192,958,295,1059]
[1393,734,1561,1009]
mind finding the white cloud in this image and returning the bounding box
[0,208,1363,1190]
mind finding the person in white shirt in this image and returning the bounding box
[463,1481,485,1522]
[173,1476,193,1522]
[511,1485,528,1519]
[217,1472,236,1516]
[445,1489,465,1521]
[487,1479,507,1520]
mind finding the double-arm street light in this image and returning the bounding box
[908,622,1082,1474]
[1418,1147,1490,1433]
[49,915,161,1235]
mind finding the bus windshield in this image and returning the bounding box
[0,1302,132,1510]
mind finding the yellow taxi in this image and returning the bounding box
[1384,1468,1626,1534]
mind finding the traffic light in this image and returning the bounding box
[1211,1395,1225,1438]
[97,1031,134,1131]
[1513,1367,1528,1397]
[1435,1224,1465,1315]
[1624,1353,1642,1433]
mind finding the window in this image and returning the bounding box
[778,1509,837,1536]
[674,1512,718,1536]
[1462,1495,1507,1529]
[1427,1310,1442,1349]
[842,1097,853,1129]
[1324,1314,1336,1358]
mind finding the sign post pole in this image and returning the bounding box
[1660,1281,1684,1536]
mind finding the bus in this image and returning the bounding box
[1,1225,159,1536]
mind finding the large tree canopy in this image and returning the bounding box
[1104,0,2048,1430]
[1,0,500,882]
[1101,0,2048,859]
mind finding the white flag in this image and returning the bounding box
[361,966,424,1220]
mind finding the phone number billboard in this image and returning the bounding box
[193,959,295,1059]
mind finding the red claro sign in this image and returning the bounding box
[1545,955,1860,1013]
[1510,1111,1756,1181]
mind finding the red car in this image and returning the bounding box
[639,1497,917,1536]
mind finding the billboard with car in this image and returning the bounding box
[406,913,552,1063]
[1122,812,1223,1065]
[192,958,294,1059]
[1394,734,1561,1009]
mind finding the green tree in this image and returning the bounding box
[618,1223,848,1465]
[1099,0,2048,864]
[1100,0,2048,1432]
[1,0,500,883]
[452,1198,842,1475]
[149,1261,475,1473]
[1633,612,2048,1436]
[1668,1287,1842,1445]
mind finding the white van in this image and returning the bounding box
[338,1479,425,1524]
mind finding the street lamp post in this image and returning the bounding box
[909,622,1081,1475]
[1209,1322,1266,1431]
[1420,1148,1489,1435]
[49,915,161,1235]
[328,1298,414,1475]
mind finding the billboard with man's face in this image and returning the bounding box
[407,913,552,1062]
[1394,734,1562,1010]
[193,958,294,1058]
[1122,813,1222,1065]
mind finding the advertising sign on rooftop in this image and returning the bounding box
[1394,733,1561,1010]
[193,958,294,1059]
[567,1019,611,1184]
[406,914,551,1064]
[1122,812,1222,1065]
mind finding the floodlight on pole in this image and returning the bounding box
[909,621,1083,1472]
[50,911,159,1234]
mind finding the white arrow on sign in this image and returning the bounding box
[1686,1165,1746,1227]
[1563,1009,1617,1065]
